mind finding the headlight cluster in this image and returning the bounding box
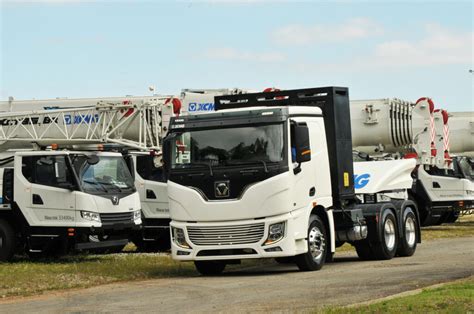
[134,210,141,221]
[81,211,100,222]
[264,221,286,246]
[172,227,192,249]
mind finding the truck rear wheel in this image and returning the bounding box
[194,260,226,276]
[372,209,398,260]
[397,207,418,257]
[355,240,373,260]
[295,215,327,271]
[0,219,15,262]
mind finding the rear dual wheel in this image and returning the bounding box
[355,209,398,260]
[397,207,418,257]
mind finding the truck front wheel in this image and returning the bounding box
[0,219,15,262]
[194,260,226,276]
[295,215,327,271]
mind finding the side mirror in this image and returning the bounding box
[87,155,100,165]
[162,133,177,178]
[294,122,311,164]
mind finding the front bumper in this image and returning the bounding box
[170,211,308,261]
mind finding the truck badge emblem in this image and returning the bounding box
[215,181,230,198]
[111,196,119,205]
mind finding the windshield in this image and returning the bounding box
[72,155,135,193]
[171,124,285,169]
[458,157,474,180]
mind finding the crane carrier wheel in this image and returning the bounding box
[0,219,15,262]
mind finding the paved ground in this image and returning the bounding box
[1,237,473,313]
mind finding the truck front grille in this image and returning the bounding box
[187,223,265,246]
[100,212,134,224]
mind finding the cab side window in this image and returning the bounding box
[136,155,165,182]
[22,156,74,189]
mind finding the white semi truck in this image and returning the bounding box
[0,100,167,260]
[162,87,421,275]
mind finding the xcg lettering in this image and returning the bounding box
[354,173,371,189]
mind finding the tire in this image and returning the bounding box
[397,207,418,257]
[355,240,373,260]
[295,215,327,271]
[274,257,294,264]
[372,209,398,260]
[0,219,15,262]
[194,260,226,276]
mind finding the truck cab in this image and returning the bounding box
[0,150,142,261]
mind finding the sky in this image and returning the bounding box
[0,0,473,112]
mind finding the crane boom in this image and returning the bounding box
[0,98,169,151]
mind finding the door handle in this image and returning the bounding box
[309,187,316,197]
[146,189,157,199]
[33,194,44,205]
[433,182,441,188]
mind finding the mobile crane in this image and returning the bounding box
[0,99,165,260]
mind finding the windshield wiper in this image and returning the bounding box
[226,160,269,173]
[188,162,214,176]
[96,181,125,193]
[83,179,109,192]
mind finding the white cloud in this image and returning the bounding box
[287,23,473,72]
[373,23,473,67]
[272,18,383,45]
[205,47,286,62]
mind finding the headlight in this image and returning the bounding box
[171,227,192,249]
[81,211,101,223]
[134,210,141,221]
[263,221,286,246]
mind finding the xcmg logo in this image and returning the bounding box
[188,102,215,112]
[354,173,371,189]
[64,114,99,125]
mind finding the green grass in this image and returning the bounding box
[322,276,474,314]
[0,253,197,298]
[422,214,474,241]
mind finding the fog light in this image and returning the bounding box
[264,246,282,252]
[263,221,286,246]
[172,227,192,249]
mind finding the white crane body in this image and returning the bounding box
[0,99,178,260]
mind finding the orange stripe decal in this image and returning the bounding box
[301,150,311,156]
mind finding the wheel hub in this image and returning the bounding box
[308,226,325,262]
[405,216,416,247]
[384,218,396,251]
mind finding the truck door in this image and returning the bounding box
[425,165,465,201]
[20,155,77,227]
[135,155,169,219]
